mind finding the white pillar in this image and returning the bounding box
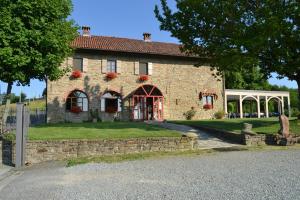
[288,95,291,117]
[257,96,261,118]
[281,96,285,115]
[224,93,228,115]
[265,96,269,118]
[239,95,243,119]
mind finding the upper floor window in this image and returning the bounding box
[139,62,148,75]
[203,96,214,107]
[73,58,83,71]
[107,60,117,73]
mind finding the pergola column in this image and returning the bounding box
[288,95,291,117]
[239,95,243,118]
[265,96,269,118]
[224,93,228,115]
[281,96,285,115]
[257,95,261,118]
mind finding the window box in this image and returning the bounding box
[71,70,82,79]
[139,75,149,82]
[106,72,117,80]
[203,104,213,110]
[70,106,82,114]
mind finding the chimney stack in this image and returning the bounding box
[82,26,91,37]
[143,33,151,42]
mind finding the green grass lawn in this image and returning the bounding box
[172,118,300,135]
[28,122,181,140]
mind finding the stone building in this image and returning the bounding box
[47,27,224,123]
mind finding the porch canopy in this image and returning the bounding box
[225,89,290,118]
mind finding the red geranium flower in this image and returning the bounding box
[139,75,149,82]
[106,72,117,80]
[71,70,82,79]
[203,104,213,110]
[70,106,82,114]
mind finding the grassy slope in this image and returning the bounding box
[172,118,300,135]
[0,99,46,110]
[28,122,181,140]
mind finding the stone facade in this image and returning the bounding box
[47,51,224,123]
[2,137,197,164]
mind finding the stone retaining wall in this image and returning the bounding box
[243,134,300,146]
[2,136,197,165]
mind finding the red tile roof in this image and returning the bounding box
[71,35,193,58]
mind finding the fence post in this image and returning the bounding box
[15,103,29,168]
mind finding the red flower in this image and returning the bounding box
[139,75,149,82]
[70,106,82,114]
[203,104,213,110]
[106,72,117,80]
[71,70,82,79]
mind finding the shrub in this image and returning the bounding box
[71,70,82,79]
[3,133,15,141]
[215,110,225,119]
[183,107,196,120]
[106,72,117,80]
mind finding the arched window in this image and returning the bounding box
[100,91,122,113]
[66,90,88,112]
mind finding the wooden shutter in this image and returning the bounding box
[116,60,122,74]
[100,98,105,112]
[82,58,88,72]
[102,59,107,74]
[148,62,153,75]
[134,61,139,75]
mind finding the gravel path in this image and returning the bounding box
[1,150,299,200]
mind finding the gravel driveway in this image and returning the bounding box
[1,150,299,200]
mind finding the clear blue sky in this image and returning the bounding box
[0,0,297,97]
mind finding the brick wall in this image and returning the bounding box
[47,52,224,123]
[2,136,197,165]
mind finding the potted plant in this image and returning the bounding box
[70,106,82,114]
[106,72,117,80]
[71,70,82,79]
[203,104,213,110]
[139,75,149,82]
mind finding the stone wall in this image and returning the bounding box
[243,134,300,146]
[2,136,197,165]
[47,52,224,123]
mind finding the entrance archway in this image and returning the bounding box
[130,85,164,121]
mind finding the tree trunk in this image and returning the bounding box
[1,82,13,132]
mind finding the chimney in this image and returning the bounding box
[82,26,91,37]
[143,33,151,42]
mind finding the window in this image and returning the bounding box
[66,90,88,112]
[203,96,213,106]
[101,91,122,113]
[139,62,148,75]
[73,58,83,71]
[107,60,117,73]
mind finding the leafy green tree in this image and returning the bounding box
[155,0,300,109]
[225,67,271,90]
[0,0,78,124]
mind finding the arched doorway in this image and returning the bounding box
[130,85,164,121]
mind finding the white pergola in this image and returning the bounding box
[225,89,291,118]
